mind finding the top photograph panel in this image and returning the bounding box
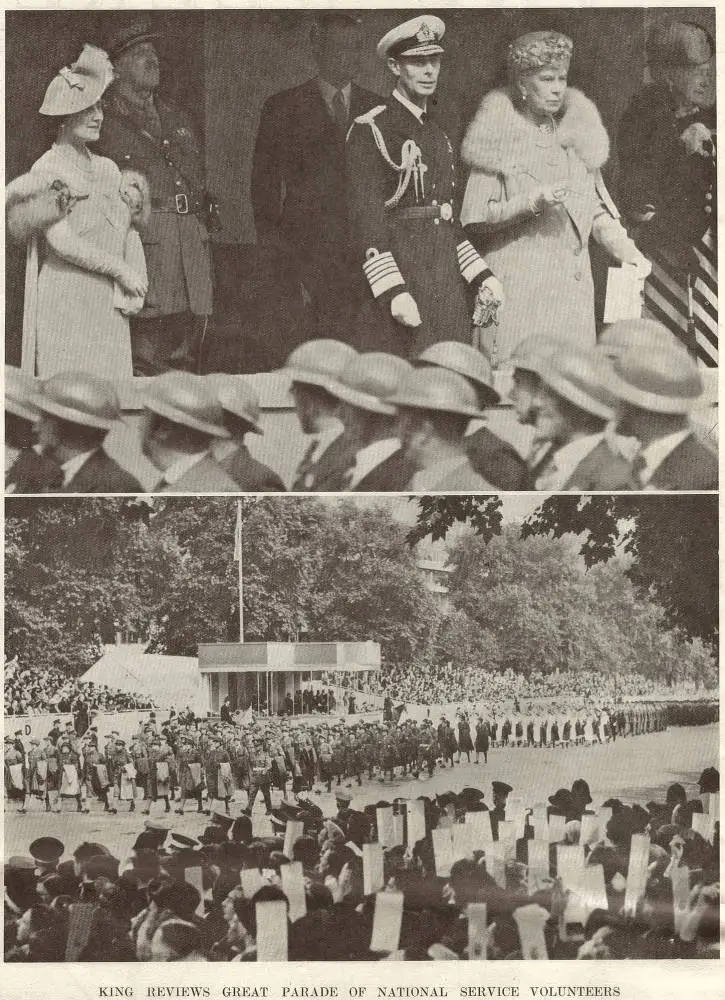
[5,8,717,494]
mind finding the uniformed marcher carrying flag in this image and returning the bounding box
[346,15,503,357]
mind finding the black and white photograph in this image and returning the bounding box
[3,493,719,962]
[4,8,718,493]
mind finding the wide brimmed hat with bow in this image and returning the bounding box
[40,45,114,117]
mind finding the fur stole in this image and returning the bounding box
[462,86,610,175]
[5,173,72,244]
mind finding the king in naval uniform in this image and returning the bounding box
[346,16,503,358]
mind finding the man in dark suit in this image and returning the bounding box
[415,341,528,489]
[210,375,285,491]
[31,373,142,493]
[252,13,380,343]
[606,331,717,490]
[529,348,633,491]
[141,372,240,492]
[99,16,215,374]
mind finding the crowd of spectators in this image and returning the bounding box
[376,665,663,709]
[4,759,719,961]
[4,657,156,717]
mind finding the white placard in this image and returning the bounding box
[484,842,506,889]
[465,810,494,844]
[623,833,650,916]
[392,812,405,848]
[527,839,550,893]
[497,820,517,860]
[513,903,549,960]
[467,902,488,960]
[691,811,714,843]
[377,806,395,847]
[370,890,403,953]
[185,866,205,917]
[580,813,600,846]
[363,842,385,896]
[604,265,644,323]
[240,867,265,900]
[283,819,304,861]
[556,844,585,887]
[406,799,427,847]
[580,864,608,919]
[432,827,454,878]
[280,861,307,924]
[255,899,288,961]
[671,865,691,935]
[252,814,274,838]
[548,814,567,843]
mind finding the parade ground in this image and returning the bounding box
[5,722,718,863]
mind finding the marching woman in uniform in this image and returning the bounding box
[474,715,489,764]
[461,31,650,367]
[346,15,503,358]
[617,19,717,365]
[19,45,148,378]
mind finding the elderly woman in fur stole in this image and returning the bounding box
[8,45,149,380]
[460,32,650,368]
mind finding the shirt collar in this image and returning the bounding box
[317,78,351,113]
[535,432,604,490]
[638,429,692,485]
[347,438,400,489]
[310,419,344,464]
[161,451,210,486]
[392,88,427,122]
[60,449,97,487]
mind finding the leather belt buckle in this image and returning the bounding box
[440,202,453,222]
[175,193,189,214]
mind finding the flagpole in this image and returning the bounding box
[236,499,244,643]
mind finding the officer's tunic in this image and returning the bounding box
[98,90,213,319]
[346,93,489,356]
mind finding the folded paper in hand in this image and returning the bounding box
[604,266,644,324]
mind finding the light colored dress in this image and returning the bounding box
[29,143,145,379]
[461,87,642,366]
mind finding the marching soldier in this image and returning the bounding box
[247,738,273,814]
[111,738,138,813]
[144,735,174,814]
[204,735,234,815]
[26,737,47,807]
[4,734,27,814]
[175,735,205,815]
[346,15,502,357]
[131,736,150,802]
[57,735,83,813]
[82,737,113,812]
[99,16,216,374]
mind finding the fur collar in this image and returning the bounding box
[462,86,609,174]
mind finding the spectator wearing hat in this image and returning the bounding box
[461,30,649,366]
[529,348,633,490]
[5,366,63,493]
[391,367,497,489]
[618,18,716,362]
[415,341,528,488]
[346,15,502,358]
[31,372,142,492]
[15,44,148,380]
[285,339,359,490]
[490,780,512,838]
[141,372,239,491]
[98,16,215,375]
[323,352,414,490]
[208,376,285,491]
[252,13,380,348]
[605,337,717,489]
[29,836,65,878]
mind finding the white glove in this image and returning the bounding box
[680,122,714,158]
[473,275,504,328]
[529,183,568,213]
[390,291,422,328]
[622,254,652,280]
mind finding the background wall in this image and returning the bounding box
[5,9,715,369]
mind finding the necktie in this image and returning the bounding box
[331,89,347,128]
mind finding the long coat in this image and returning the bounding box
[61,450,143,494]
[27,147,138,379]
[346,95,488,356]
[97,90,213,318]
[461,88,639,363]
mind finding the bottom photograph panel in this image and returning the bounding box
[4,493,719,962]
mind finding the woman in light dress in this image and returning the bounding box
[19,45,147,378]
[461,31,649,368]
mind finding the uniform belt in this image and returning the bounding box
[152,193,204,215]
[394,202,454,222]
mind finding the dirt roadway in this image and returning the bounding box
[4,723,717,862]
